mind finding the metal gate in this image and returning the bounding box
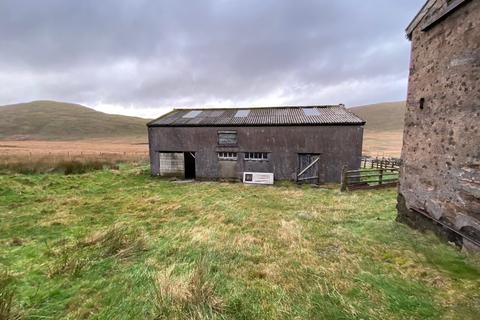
[297,154,320,184]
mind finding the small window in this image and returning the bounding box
[419,98,425,110]
[244,152,269,161]
[218,131,237,145]
[218,152,237,161]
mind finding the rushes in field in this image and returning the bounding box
[0,271,21,320]
[47,251,88,278]
[48,223,149,277]
[0,158,120,175]
[153,258,224,319]
[80,222,149,258]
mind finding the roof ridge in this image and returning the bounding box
[173,105,343,111]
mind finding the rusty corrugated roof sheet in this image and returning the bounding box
[147,105,365,127]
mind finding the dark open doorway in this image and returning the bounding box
[184,152,196,179]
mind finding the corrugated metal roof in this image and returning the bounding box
[147,105,365,127]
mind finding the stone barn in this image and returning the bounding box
[398,0,480,250]
[147,105,365,183]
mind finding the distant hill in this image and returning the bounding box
[0,100,406,157]
[349,101,406,157]
[349,101,406,132]
[0,100,149,140]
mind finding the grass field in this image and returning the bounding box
[0,139,148,155]
[362,130,404,158]
[0,139,149,175]
[1,166,479,319]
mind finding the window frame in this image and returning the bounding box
[217,130,238,146]
[218,152,238,161]
[244,152,269,161]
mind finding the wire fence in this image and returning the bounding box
[361,156,402,169]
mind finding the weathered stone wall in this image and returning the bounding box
[398,0,480,249]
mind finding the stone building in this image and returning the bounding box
[398,0,480,250]
[147,105,364,183]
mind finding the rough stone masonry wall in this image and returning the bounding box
[398,0,480,249]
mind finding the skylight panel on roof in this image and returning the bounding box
[207,111,224,117]
[235,110,250,117]
[302,108,320,116]
[182,110,202,118]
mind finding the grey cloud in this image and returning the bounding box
[0,0,424,115]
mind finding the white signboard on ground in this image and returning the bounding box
[243,172,274,185]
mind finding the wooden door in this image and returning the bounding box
[297,154,320,184]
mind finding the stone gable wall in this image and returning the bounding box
[398,0,480,249]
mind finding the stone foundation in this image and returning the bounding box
[396,193,479,252]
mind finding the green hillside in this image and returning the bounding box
[0,100,406,141]
[0,100,149,140]
[350,101,406,132]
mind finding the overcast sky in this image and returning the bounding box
[0,0,424,118]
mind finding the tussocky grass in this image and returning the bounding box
[0,165,479,319]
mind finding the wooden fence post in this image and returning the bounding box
[340,165,348,192]
[379,168,383,186]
